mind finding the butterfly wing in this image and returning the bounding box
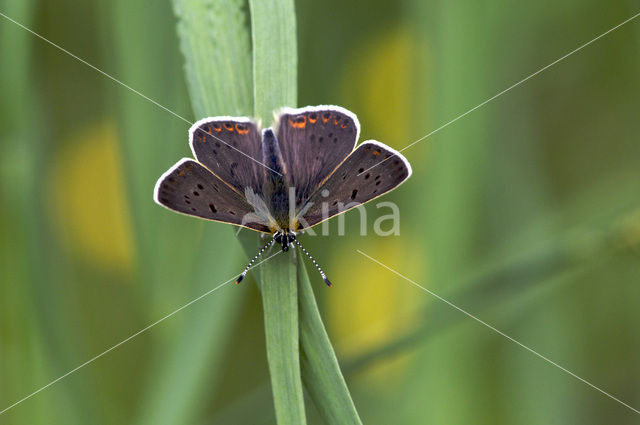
[275,105,359,205]
[297,141,411,229]
[189,117,263,195]
[154,158,271,233]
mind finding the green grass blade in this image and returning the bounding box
[249,0,305,423]
[298,254,363,425]
[249,0,297,121]
[173,0,253,117]
[258,251,306,424]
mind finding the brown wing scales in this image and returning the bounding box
[297,141,411,229]
[190,117,263,195]
[154,159,271,233]
[275,106,359,206]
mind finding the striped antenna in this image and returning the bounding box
[293,239,332,287]
[236,238,276,284]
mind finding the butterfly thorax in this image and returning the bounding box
[262,129,299,231]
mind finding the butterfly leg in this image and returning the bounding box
[236,238,276,284]
[292,239,332,287]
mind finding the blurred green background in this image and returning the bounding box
[1,0,639,424]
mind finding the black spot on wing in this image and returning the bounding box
[155,159,270,233]
[296,142,410,229]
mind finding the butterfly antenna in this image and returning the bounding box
[236,238,276,284]
[293,239,332,287]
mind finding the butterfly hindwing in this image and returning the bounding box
[154,158,271,233]
[189,117,263,195]
[275,106,359,206]
[297,141,411,229]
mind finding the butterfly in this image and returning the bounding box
[154,105,412,286]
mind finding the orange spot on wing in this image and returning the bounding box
[224,123,235,131]
[340,122,348,129]
[373,149,381,156]
[289,116,307,129]
[308,114,318,124]
[236,123,250,134]
[322,113,331,123]
[177,170,185,176]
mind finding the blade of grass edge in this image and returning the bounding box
[298,253,363,425]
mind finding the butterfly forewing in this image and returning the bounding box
[297,141,411,229]
[190,117,263,195]
[275,106,359,206]
[154,159,271,233]
[156,106,412,238]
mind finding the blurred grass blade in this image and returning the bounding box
[344,229,609,374]
[108,0,251,424]
[0,1,85,423]
[298,254,362,425]
[249,0,306,423]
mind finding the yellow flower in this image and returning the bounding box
[49,121,134,273]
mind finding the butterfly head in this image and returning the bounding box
[273,230,296,252]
